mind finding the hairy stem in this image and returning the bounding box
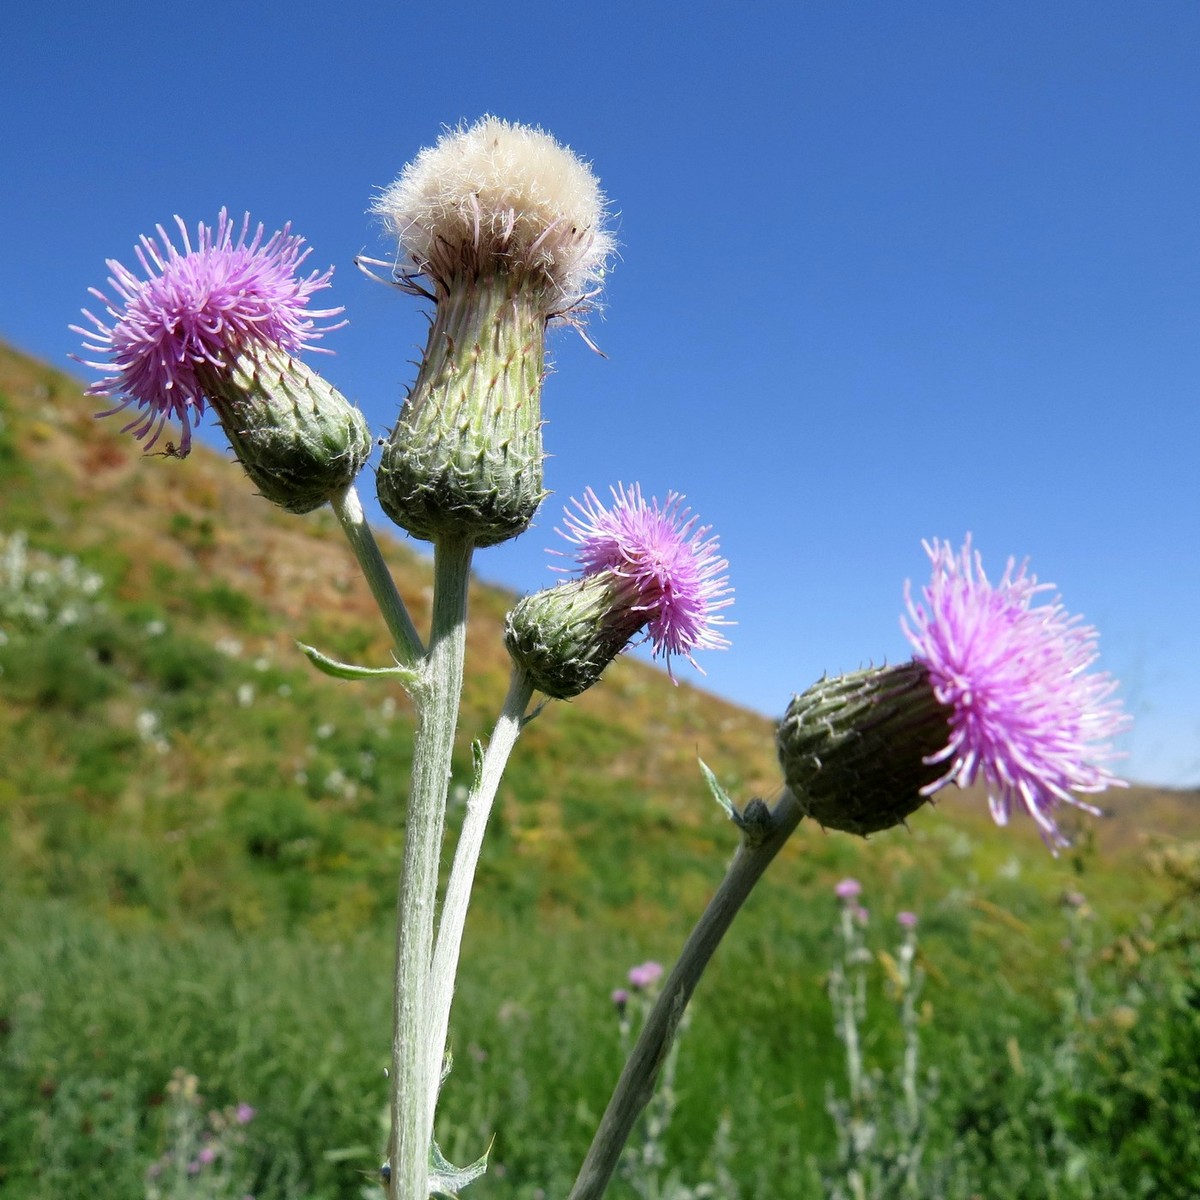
[568,789,806,1200]
[331,483,424,668]
[387,535,472,1200]
[427,666,536,1110]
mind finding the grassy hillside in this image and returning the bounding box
[2,339,1198,1198]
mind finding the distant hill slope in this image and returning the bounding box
[0,337,1195,934]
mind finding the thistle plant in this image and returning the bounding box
[819,892,937,1200]
[74,114,1130,1199]
[144,1069,257,1200]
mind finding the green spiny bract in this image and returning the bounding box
[203,343,372,515]
[776,662,952,836]
[505,571,647,700]
[377,271,547,547]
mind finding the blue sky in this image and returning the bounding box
[3,2,1197,786]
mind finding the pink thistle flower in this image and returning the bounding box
[897,911,919,929]
[902,536,1128,849]
[834,878,862,900]
[627,960,664,989]
[234,1102,257,1125]
[610,988,630,1009]
[72,210,343,455]
[556,484,733,677]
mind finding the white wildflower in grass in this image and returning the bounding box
[135,710,170,755]
[0,532,105,635]
[135,711,161,742]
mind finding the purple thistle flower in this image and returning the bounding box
[72,209,343,455]
[834,878,862,900]
[897,911,919,929]
[610,988,630,1009]
[902,536,1128,849]
[627,960,664,989]
[556,484,733,677]
[234,1102,257,1125]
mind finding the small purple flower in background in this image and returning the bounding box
[851,905,870,926]
[903,536,1129,850]
[198,1145,217,1166]
[72,210,343,455]
[834,878,862,901]
[234,1102,257,1125]
[897,911,919,929]
[557,484,733,677]
[610,988,630,1010]
[627,960,664,989]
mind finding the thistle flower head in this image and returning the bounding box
[557,484,733,677]
[371,115,613,319]
[902,537,1129,849]
[834,878,863,900]
[627,961,664,989]
[72,210,343,454]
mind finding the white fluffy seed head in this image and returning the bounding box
[372,115,614,318]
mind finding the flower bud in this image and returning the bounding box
[201,342,372,514]
[776,663,952,837]
[505,570,644,699]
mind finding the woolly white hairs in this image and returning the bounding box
[373,116,614,316]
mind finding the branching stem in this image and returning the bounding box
[567,789,806,1200]
[331,484,424,668]
[427,666,536,1110]
[386,535,472,1200]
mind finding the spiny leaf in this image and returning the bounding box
[428,1136,490,1197]
[698,757,740,825]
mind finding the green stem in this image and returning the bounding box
[386,535,473,1200]
[331,483,424,668]
[427,667,535,1104]
[567,789,806,1200]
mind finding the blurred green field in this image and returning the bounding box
[1,341,1198,1198]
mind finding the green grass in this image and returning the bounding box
[2,878,1197,1199]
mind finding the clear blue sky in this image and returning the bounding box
[3,1,1197,786]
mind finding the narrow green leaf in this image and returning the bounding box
[698,757,742,826]
[297,641,419,688]
[471,740,485,791]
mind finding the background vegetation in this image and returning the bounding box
[1,342,1197,1197]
